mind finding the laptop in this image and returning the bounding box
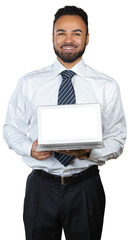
[36,103,104,151]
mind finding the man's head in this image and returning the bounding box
[53,6,89,35]
[52,6,89,68]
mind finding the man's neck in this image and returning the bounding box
[57,57,82,69]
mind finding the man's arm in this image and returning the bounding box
[3,78,33,157]
[89,81,127,162]
[3,78,52,161]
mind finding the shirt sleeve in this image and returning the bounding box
[89,80,127,162]
[3,77,33,157]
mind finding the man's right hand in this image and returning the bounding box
[31,140,52,160]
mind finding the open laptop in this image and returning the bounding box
[36,103,104,151]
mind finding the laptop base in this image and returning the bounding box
[36,142,104,151]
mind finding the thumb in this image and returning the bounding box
[32,139,38,151]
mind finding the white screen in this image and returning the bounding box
[38,104,102,144]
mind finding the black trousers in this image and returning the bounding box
[23,168,105,240]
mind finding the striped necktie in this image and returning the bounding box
[55,70,76,166]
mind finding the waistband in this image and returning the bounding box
[34,165,99,185]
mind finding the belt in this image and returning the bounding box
[34,165,99,185]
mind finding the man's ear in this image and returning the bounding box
[52,33,54,43]
[86,33,90,46]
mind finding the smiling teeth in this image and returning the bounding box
[63,47,75,49]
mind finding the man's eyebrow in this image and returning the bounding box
[56,29,83,33]
[72,29,83,33]
[56,29,66,32]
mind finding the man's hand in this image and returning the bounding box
[31,140,52,160]
[55,149,91,158]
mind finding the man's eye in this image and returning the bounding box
[74,33,81,36]
[58,33,65,36]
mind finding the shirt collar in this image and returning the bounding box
[53,58,86,78]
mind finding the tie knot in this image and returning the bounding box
[61,70,75,80]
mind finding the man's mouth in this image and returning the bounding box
[61,45,77,50]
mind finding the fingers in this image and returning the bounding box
[55,149,91,158]
[31,150,52,160]
[85,149,91,153]
[31,140,52,160]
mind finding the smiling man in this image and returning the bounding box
[53,14,89,66]
[3,5,126,240]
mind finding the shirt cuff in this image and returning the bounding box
[89,146,124,162]
[23,140,33,157]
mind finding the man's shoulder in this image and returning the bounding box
[85,64,118,87]
[21,64,54,80]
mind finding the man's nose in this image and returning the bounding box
[64,34,74,43]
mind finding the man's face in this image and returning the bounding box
[53,15,89,66]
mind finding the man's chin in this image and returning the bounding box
[56,52,81,63]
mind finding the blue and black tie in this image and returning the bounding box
[55,70,76,166]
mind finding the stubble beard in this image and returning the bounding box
[53,42,87,63]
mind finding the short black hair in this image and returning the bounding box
[53,5,89,35]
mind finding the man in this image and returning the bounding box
[3,5,126,240]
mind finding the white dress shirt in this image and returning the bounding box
[3,59,127,176]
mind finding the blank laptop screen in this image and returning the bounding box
[37,104,102,145]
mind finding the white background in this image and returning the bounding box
[0,0,131,239]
